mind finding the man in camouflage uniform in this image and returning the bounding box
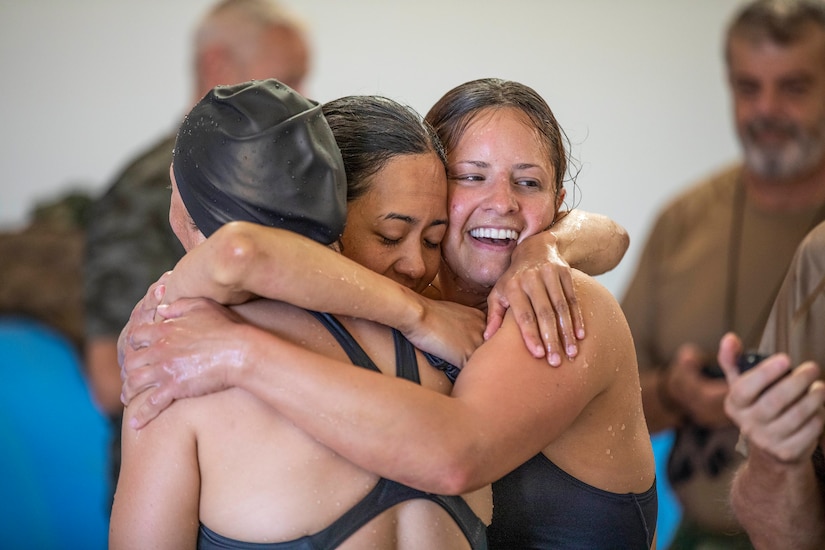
[83,0,311,508]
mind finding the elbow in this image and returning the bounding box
[209,222,263,287]
[437,466,481,496]
[429,446,488,495]
[603,219,630,264]
[615,223,630,257]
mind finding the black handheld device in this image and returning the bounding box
[701,351,769,379]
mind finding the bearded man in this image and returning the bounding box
[620,1,825,548]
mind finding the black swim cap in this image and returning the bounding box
[172,79,347,244]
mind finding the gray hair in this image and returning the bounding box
[194,0,307,60]
[725,0,825,63]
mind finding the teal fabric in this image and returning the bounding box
[652,430,682,549]
[0,318,110,549]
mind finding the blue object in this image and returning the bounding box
[651,429,682,549]
[0,318,111,549]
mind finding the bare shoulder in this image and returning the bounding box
[569,269,635,362]
[122,388,199,445]
[571,270,627,321]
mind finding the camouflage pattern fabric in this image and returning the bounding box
[84,132,185,339]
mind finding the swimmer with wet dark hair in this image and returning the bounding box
[110,78,490,550]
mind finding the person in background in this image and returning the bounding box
[718,219,825,550]
[82,0,310,509]
[0,191,92,351]
[620,1,825,547]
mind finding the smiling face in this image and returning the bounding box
[440,107,563,294]
[340,151,448,294]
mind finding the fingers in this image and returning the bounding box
[746,378,825,463]
[726,362,825,463]
[159,297,214,318]
[502,268,581,366]
[756,415,825,463]
[120,349,160,405]
[484,291,508,342]
[147,282,167,323]
[562,273,585,341]
[533,299,566,366]
[717,332,743,385]
[541,267,581,358]
[128,386,175,430]
[503,288,547,360]
[726,354,794,411]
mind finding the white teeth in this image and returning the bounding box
[469,228,520,241]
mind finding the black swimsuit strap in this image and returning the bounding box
[309,310,421,382]
[392,329,421,383]
[307,311,380,373]
[307,477,488,549]
[198,479,488,549]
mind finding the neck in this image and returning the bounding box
[744,161,825,211]
[437,265,489,313]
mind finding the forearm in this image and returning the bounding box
[230,322,490,494]
[165,222,428,333]
[552,210,629,275]
[731,448,825,550]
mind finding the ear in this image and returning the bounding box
[554,187,566,213]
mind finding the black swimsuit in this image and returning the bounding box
[197,311,487,550]
[487,453,657,549]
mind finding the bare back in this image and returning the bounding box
[115,298,491,549]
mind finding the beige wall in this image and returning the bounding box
[0,0,747,296]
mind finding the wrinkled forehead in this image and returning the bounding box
[727,18,825,64]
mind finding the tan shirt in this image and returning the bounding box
[621,164,825,532]
[760,219,825,364]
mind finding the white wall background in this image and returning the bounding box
[0,0,747,298]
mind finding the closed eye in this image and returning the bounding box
[379,235,401,246]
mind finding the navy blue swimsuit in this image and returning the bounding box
[197,311,487,550]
